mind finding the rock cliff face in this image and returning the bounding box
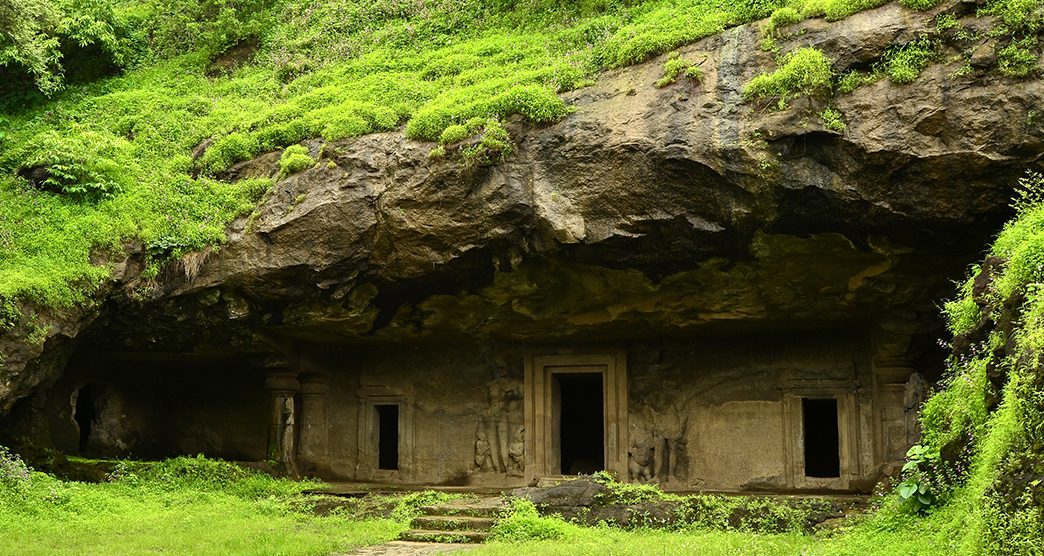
[2,1,1043,422]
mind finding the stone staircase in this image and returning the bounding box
[398,496,504,544]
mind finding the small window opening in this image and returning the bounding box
[376,404,399,471]
[802,398,840,478]
[73,385,97,453]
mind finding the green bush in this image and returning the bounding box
[390,490,455,522]
[899,0,943,10]
[490,498,572,542]
[439,124,471,144]
[823,0,889,21]
[820,106,846,132]
[882,37,938,84]
[9,128,131,200]
[0,446,32,500]
[836,69,880,93]
[198,132,258,174]
[655,52,701,88]
[278,144,314,177]
[743,47,833,107]
[997,37,1039,77]
[768,7,802,34]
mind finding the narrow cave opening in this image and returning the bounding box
[73,385,98,454]
[376,404,399,471]
[803,397,841,478]
[556,372,604,475]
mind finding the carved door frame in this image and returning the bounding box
[782,386,860,490]
[523,351,628,484]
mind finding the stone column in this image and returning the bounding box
[297,373,329,474]
[264,365,300,471]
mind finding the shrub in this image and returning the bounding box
[997,37,1039,77]
[461,119,513,166]
[390,490,455,522]
[820,106,846,132]
[837,69,880,93]
[768,7,802,34]
[882,37,938,84]
[10,129,130,200]
[0,446,32,498]
[490,498,571,542]
[823,0,889,21]
[899,0,943,10]
[655,52,701,88]
[198,132,258,173]
[278,144,314,177]
[439,124,471,144]
[743,47,833,108]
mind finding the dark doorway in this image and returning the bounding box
[376,404,399,471]
[803,398,840,478]
[73,385,98,453]
[556,373,604,475]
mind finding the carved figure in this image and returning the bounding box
[507,426,525,476]
[474,427,494,472]
[628,444,656,482]
[476,377,523,474]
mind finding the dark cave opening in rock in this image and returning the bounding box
[73,385,98,454]
[803,397,841,478]
[376,404,399,471]
[556,372,604,475]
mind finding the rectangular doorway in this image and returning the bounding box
[554,372,605,475]
[802,398,840,478]
[375,404,399,471]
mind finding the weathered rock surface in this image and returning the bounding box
[2,1,1044,419]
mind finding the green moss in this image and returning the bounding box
[768,7,803,34]
[823,0,888,21]
[278,145,315,177]
[837,69,880,93]
[439,124,471,145]
[997,37,1040,77]
[820,106,846,132]
[654,52,701,88]
[743,47,833,107]
[882,36,938,84]
[899,0,944,10]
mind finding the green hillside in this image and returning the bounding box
[0,0,963,309]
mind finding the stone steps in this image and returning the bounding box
[399,497,504,544]
[398,530,489,543]
[410,516,496,532]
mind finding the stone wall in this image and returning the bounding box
[44,327,928,492]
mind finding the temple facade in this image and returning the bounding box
[47,328,929,492]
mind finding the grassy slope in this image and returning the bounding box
[0,0,946,311]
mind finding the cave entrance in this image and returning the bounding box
[72,385,99,454]
[554,372,604,475]
[375,404,399,471]
[802,398,841,478]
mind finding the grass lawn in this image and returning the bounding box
[0,456,404,556]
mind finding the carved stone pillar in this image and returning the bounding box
[264,365,299,470]
[298,373,329,474]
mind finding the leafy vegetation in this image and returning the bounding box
[881,36,939,84]
[0,453,402,555]
[1,0,961,317]
[820,106,846,132]
[278,144,315,178]
[655,52,703,88]
[743,46,833,108]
